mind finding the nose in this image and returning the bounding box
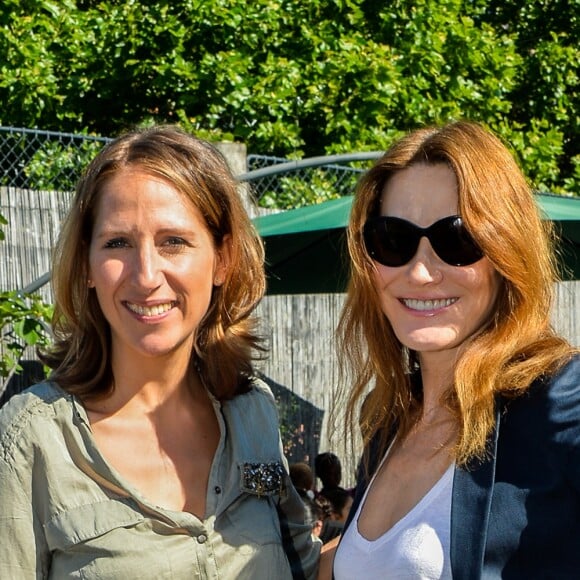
[132,243,164,290]
[406,237,443,283]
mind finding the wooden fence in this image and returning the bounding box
[0,187,69,301]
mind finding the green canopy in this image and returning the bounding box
[253,194,580,294]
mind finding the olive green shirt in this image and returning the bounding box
[0,379,320,579]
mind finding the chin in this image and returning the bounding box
[401,330,461,353]
[132,337,188,359]
[133,346,175,359]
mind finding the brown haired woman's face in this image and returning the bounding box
[88,168,229,364]
[371,163,500,364]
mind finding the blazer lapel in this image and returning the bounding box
[450,406,501,580]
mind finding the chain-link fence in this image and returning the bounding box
[0,126,111,192]
[0,126,378,205]
[246,153,372,208]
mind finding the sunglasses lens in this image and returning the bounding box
[431,217,483,266]
[364,217,418,267]
[363,216,483,267]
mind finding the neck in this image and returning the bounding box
[416,352,457,424]
[93,348,203,416]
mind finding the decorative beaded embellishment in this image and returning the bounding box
[241,461,285,497]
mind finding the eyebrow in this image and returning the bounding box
[92,226,201,240]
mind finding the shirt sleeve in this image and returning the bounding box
[0,389,54,579]
[0,454,50,579]
[557,356,580,494]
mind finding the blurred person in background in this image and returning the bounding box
[314,452,344,498]
[290,461,316,499]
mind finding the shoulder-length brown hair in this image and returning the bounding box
[41,125,266,400]
[338,120,576,466]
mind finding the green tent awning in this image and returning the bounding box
[253,194,580,294]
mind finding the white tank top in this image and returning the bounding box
[334,461,454,579]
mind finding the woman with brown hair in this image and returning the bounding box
[323,121,579,578]
[0,125,319,578]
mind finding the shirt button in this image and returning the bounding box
[214,486,222,494]
[197,534,208,544]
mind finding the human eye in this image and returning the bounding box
[159,236,191,254]
[103,237,129,249]
[165,236,188,247]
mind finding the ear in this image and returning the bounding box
[213,234,232,287]
[88,262,96,288]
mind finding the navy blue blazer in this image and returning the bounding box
[342,354,580,579]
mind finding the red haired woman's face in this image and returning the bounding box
[371,163,500,366]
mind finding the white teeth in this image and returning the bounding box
[402,298,457,311]
[126,302,174,316]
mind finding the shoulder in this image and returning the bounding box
[529,353,580,413]
[0,381,71,462]
[504,353,580,407]
[220,376,283,453]
[0,381,68,430]
[546,352,580,393]
[228,375,278,412]
[542,353,580,429]
[229,376,276,406]
[248,375,278,404]
[500,353,580,445]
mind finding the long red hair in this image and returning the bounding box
[337,120,576,466]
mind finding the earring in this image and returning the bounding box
[88,279,95,288]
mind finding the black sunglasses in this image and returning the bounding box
[363,215,484,267]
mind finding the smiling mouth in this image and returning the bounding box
[124,301,176,316]
[401,298,457,311]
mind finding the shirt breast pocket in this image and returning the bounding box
[219,461,286,547]
[229,491,283,544]
[44,498,172,578]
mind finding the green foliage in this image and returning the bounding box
[0,209,53,387]
[0,214,7,241]
[0,0,578,201]
[0,290,53,383]
[24,139,104,191]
